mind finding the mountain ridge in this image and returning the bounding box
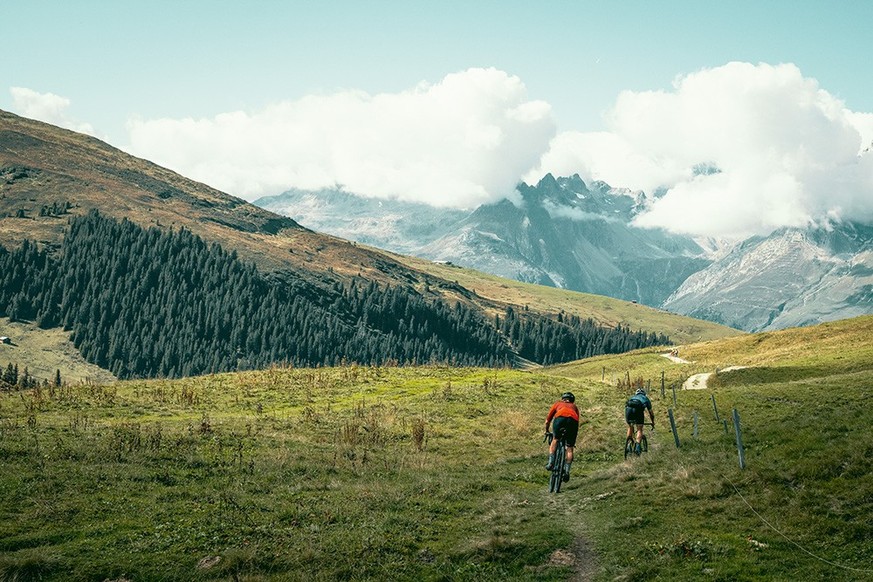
[259,175,711,305]
[259,174,873,332]
[663,222,873,331]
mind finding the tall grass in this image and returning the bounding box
[1,316,871,580]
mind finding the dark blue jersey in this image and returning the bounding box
[627,394,652,411]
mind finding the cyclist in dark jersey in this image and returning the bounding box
[625,387,654,455]
[544,392,582,482]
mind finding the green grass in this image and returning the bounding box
[0,317,117,385]
[1,317,871,580]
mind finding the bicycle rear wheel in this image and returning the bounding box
[624,437,634,460]
[641,435,648,453]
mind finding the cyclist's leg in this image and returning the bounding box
[625,404,636,450]
[549,437,558,456]
[638,424,647,454]
[562,418,579,479]
[545,420,558,469]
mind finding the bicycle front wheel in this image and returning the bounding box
[550,444,565,493]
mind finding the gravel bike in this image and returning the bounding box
[544,428,569,493]
[624,422,653,460]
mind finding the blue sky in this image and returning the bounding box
[5,1,872,140]
[4,1,873,236]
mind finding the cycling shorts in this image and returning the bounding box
[551,416,579,447]
[625,406,645,426]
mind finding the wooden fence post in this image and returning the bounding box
[732,408,746,469]
[711,394,720,422]
[692,410,699,439]
[668,408,681,448]
[602,367,605,382]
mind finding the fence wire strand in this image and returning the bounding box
[721,473,873,573]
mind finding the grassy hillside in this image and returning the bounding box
[0,317,115,385]
[0,109,483,296]
[1,109,736,381]
[546,314,873,580]
[1,317,870,580]
[388,252,740,345]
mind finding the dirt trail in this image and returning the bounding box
[660,351,748,390]
[662,352,691,364]
[570,536,599,581]
[683,371,710,390]
[545,534,598,580]
[683,366,748,390]
[542,483,599,579]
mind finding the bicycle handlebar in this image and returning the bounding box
[629,421,655,430]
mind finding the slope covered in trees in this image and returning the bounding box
[498,307,669,366]
[0,212,669,378]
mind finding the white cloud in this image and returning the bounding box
[125,68,556,207]
[542,199,620,222]
[10,87,96,136]
[528,62,873,238]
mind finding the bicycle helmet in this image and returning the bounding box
[635,387,646,395]
[561,391,575,402]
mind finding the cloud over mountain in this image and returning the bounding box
[529,62,873,238]
[10,87,95,136]
[124,68,555,208]
[13,62,872,240]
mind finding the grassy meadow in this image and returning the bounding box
[1,317,872,580]
[0,317,116,386]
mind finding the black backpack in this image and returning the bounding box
[626,396,644,410]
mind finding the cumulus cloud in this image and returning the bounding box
[10,87,96,136]
[125,68,556,207]
[527,62,873,238]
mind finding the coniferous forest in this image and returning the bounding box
[0,211,669,379]
[498,307,669,367]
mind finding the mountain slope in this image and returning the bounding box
[422,175,710,305]
[0,109,428,285]
[260,174,873,333]
[259,175,712,306]
[255,188,469,254]
[663,223,873,331]
[0,110,736,378]
[385,251,739,344]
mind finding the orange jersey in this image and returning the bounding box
[546,400,579,423]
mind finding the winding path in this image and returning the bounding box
[660,352,747,390]
[682,366,748,390]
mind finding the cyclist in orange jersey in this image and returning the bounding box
[544,391,584,482]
